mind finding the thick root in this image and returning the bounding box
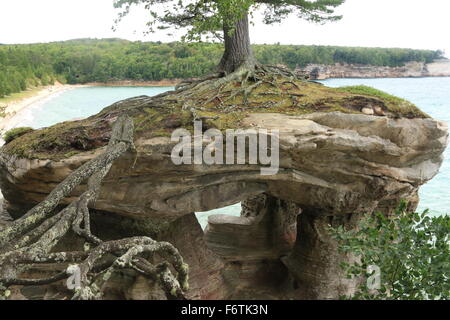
[0,115,189,300]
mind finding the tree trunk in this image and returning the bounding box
[217,14,256,74]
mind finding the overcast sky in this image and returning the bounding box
[0,0,448,57]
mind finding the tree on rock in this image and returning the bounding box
[114,0,345,74]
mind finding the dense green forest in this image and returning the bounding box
[0,38,444,98]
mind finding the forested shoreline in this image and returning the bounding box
[0,38,444,98]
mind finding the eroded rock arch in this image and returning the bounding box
[0,78,447,299]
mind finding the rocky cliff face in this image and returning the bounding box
[301,59,450,80]
[0,77,447,299]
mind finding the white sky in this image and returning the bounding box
[0,0,448,57]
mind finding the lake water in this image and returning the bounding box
[13,86,173,129]
[11,78,449,227]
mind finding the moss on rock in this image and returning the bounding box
[3,127,34,144]
[3,119,112,160]
[1,75,429,160]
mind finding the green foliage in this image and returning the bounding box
[330,202,450,300]
[0,39,443,98]
[113,0,345,41]
[3,127,34,144]
[255,44,443,68]
[0,45,56,98]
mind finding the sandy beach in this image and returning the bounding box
[0,84,78,208]
[0,82,80,134]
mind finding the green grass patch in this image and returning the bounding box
[336,85,429,118]
[3,127,34,144]
[336,85,406,102]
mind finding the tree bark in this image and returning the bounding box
[217,14,256,74]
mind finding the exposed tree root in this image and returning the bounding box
[177,64,308,116]
[0,115,189,300]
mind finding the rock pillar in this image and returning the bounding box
[283,212,361,299]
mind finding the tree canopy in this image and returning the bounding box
[114,0,345,41]
[113,0,346,72]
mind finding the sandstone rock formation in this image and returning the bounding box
[0,75,447,299]
[301,59,450,80]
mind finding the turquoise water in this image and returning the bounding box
[16,78,449,227]
[196,203,242,229]
[15,86,173,129]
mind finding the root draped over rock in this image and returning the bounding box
[0,115,189,300]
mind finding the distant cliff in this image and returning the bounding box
[300,59,450,80]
